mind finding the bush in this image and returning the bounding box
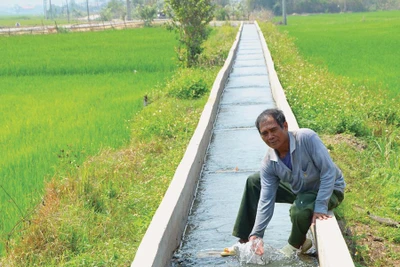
[139,5,157,27]
[166,69,209,99]
[215,7,229,21]
[198,24,238,67]
[335,116,370,137]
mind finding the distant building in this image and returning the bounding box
[157,11,166,19]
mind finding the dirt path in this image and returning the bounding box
[0,19,168,36]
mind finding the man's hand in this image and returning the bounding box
[249,235,264,255]
[311,212,332,225]
[249,235,258,241]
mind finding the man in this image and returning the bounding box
[232,108,345,257]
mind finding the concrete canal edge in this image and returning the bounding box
[132,21,354,267]
[130,23,244,267]
[254,21,299,132]
[314,211,355,267]
[254,21,354,267]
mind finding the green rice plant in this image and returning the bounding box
[0,27,178,254]
[0,72,175,253]
[0,28,177,76]
[277,11,400,97]
[0,66,217,267]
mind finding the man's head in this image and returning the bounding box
[256,109,289,152]
[255,109,286,132]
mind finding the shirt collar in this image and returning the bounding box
[268,131,295,162]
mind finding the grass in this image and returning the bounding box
[0,27,178,254]
[0,24,239,265]
[278,11,400,97]
[259,11,400,266]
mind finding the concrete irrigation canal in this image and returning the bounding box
[132,22,354,267]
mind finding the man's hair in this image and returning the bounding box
[255,108,286,133]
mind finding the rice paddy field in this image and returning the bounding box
[279,10,400,97]
[0,27,177,252]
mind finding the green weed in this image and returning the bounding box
[166,68,209,99]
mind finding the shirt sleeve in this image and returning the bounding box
[307,133,337,214]
[249,161,279,238]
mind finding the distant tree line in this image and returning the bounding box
[214,0,400,20]
[42,0,163,23]
[43,0,106,20]
[43,0,399,23]
[99,0,162,21]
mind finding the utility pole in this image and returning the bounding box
[43,0,47,19]
[49,0,53,19]
[126,0,132,21]
[66,0,70,23]
[86,0,90,22]
[282,0,287,25]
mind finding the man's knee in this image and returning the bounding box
[328,190,344,210]
[290,205,313,222]
[246,172,260,188]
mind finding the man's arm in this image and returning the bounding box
[307,133,338,214]
[249,163,279,238]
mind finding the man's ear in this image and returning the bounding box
[283,121,289,131]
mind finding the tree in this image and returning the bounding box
[138,5,157,26]
[165,0,214,67]
[215,5,230,20]
[100,0,126,21]
[214,0,230,5]
[246,0,276,11]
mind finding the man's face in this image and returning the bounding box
[259,115,289,150]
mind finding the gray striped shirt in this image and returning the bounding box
[250,128,345,238]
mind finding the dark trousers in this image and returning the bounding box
[232,172,344,247]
